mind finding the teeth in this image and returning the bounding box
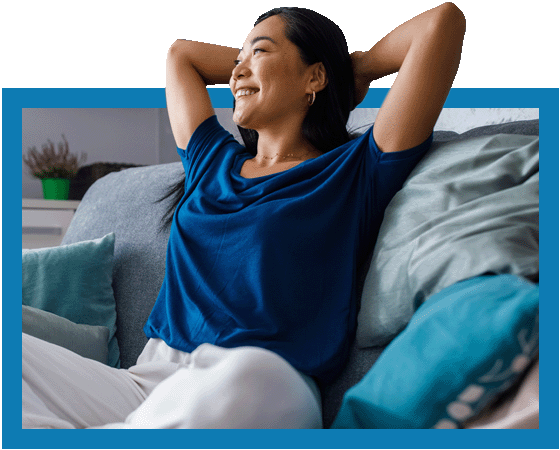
[236,89,258,99]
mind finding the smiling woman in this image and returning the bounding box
[231,8,355,177]
[22,3,466,429]
[231,18,320,139]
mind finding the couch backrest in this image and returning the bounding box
[62,162,183,369]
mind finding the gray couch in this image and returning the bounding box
[61,119,539,428]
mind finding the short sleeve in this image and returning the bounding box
[177,115,242,187]
[369,127,433,215]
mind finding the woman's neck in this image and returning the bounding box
[253,127,319,167]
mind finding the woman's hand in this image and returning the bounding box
[350,51,372,109]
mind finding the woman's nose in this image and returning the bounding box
[232,61,250,80]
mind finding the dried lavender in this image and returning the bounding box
[23,135,87,179]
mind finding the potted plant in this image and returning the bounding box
[23,135,87,200]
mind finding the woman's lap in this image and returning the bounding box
[22,335,322,429]
[22,333,147,428]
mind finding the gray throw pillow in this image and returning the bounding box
[22,305,110,364]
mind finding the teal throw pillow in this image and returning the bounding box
[22,305,110,364]
[332,274,539,429]
[22,232,120,367]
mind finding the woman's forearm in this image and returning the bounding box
[358,2,465,82]
[352,2,464,151]
[165,40,239,148]
[168,40,239,86]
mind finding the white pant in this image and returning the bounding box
[22,333,322,429]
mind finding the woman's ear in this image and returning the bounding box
[308,62,328,93]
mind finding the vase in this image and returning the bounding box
[41,178,70,200]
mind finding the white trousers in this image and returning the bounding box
[22,333,322,429]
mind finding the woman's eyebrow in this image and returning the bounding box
[240,36,277,53]
[251,36,277,46]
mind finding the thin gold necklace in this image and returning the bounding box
[258,150,314,161]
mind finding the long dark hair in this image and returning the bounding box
[157,7,355,231]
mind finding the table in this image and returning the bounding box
[22,199,81,249]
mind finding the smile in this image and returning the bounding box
[235,89,259,99]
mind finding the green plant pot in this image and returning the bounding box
[42,178,70,200]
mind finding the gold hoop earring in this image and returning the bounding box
[308,91,316,106]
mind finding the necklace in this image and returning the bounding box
[258,150,314,161]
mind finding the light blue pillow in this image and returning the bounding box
[22,233,120,367]
[332,274,538,429]
[357,134,539,347]
[22,305,110,364]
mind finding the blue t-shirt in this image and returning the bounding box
[144,115,432,383]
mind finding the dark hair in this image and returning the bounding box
[158,7,355,232]
[238,7,355,156]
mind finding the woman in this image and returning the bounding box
[22,3,465,429]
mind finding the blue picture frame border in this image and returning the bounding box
[3,87,558,449]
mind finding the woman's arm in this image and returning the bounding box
[352,2,466,153]
[166,40,239,149]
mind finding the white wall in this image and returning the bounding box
[22,108,158,198]
[22,107,241,198]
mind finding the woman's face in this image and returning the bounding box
[230,15,313,131]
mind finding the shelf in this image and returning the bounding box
[22,199,81,249]
[22,198,81,210]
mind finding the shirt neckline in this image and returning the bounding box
[232,152,318,182]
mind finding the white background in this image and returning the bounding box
[0,0,558,89]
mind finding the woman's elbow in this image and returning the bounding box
[425,2,466,45]
[167,40,194,62]
[436,3,466,35]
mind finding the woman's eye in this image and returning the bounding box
[234,59,241,66]
[253,48,264,55]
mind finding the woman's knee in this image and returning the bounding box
[125,345,322,428]
[193,346,322,428]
